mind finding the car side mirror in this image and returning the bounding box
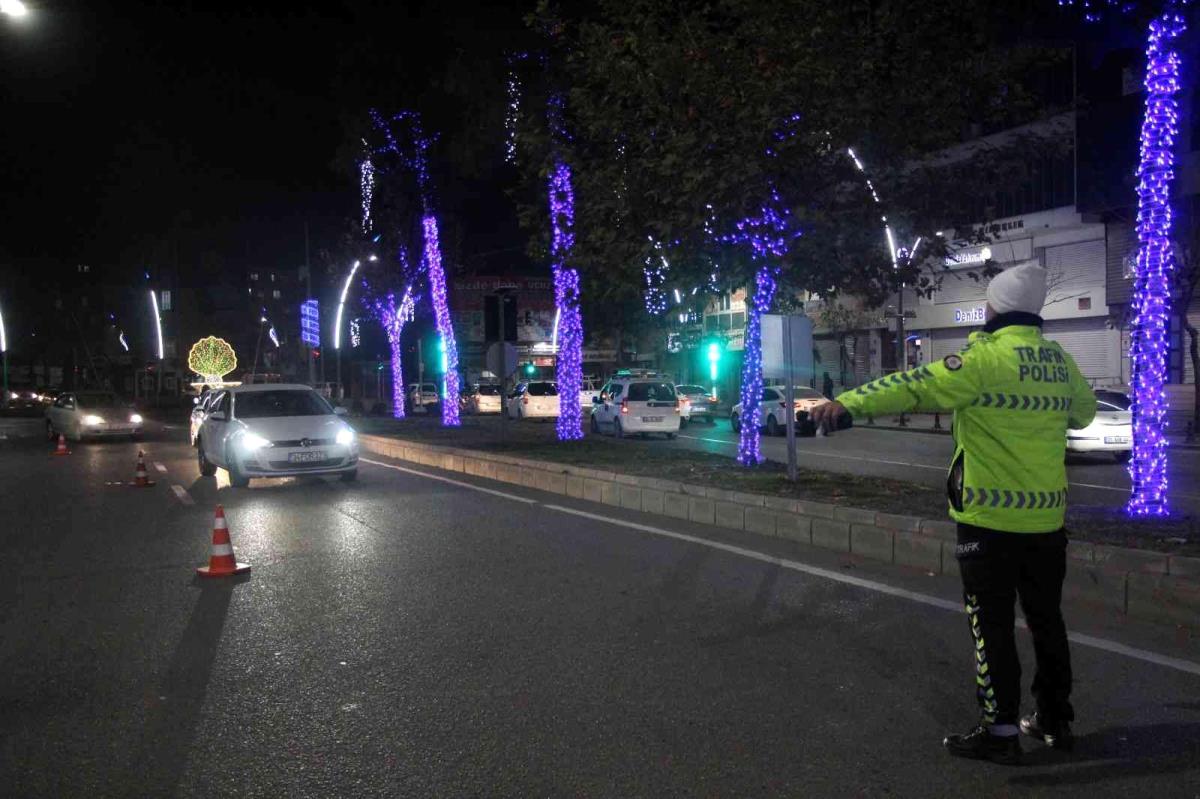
[333,406,348,416]
[209,411,226,422]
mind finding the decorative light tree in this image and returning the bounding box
[548,96,585,441]
[188,336,237,385]
[1060,0,1187,515]
[369,108,462,426]
[370,285,417,419]
[721,191,801,465]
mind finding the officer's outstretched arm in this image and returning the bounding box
[836,351,983,419]
[1065,353,1098,430]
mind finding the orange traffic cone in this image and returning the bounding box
[196,505,250,578]
[131,450,156,487]
[52,434,70,456]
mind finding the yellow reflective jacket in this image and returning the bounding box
[837,323,1097,533]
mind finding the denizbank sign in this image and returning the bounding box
[954,306,986,324]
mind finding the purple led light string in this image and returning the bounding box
[370,286,417,419]
[549,160,584,440]
[723,191,799,466]
[360,157,374,234]
[1127,8,1185,516]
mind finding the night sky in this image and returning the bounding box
[0,1,529,283]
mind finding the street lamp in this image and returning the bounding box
[149,289,164,400]
[0,300,9,400]
[0,1,29,19]
[334,255,372,401]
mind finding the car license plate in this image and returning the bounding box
[1104,436,1129,445]
[288,450,325,463]
[643,416,663,423]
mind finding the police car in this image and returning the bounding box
[590,370,681,439]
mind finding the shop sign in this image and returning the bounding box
[954,306,986,324]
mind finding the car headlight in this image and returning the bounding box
[129,413,144,424]
[241,432,273,451]
[82,415,105,425]
[336,428,356,446]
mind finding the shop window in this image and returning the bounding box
[1077,297,1091,311]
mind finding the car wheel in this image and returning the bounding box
[590,413,600,433]
[614,418,624,439]
[731,413,741,433]
[767,414,781,437]
[225,446,250,488]
[339,469,358,482]
[666,432,677,440]
[1114,450,1132,464]
[680,417,689,429]
[197,440,217,476]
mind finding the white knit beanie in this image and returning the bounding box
[986,261,1047,316]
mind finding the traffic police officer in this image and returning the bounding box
[810,261,1096,765]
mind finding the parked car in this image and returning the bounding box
[676,384,718,426]
[195,384,358,488]
[462,383,504,414]
[579,378,600,415]
[407,383,439,411]
[1067,389,1132,462]
[506,381,560,420]
[731,386,830,436]
[45,391,143,441]
[591,372,681,439]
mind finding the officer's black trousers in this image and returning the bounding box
[955,524,1074,727]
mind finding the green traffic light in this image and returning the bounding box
[525,362,536,376]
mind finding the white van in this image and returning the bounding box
[590,373,681,439]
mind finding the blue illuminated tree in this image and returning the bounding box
[1060,0,1188,516]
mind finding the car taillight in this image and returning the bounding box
[621,400,629,414]
[522,396,529,405]
[779,402,787,408]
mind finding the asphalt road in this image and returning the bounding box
[1,417,1198,797]
[669,417,1200,514]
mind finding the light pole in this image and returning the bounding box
[250,314,268,383]
[0,299,9,402]
[334,255,372,401]
[149,289,164,402]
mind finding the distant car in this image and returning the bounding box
[407,382,439,411]
[731,386,830,436]
[195,384,358,488]
[506,381,560,420]
[40,389,61,406]
[45,391,143,442]
[1068,389,1132,462]
[579,378,600,415]
[591,373,681,439]
[462,383,503,414]
[676,384,718,426]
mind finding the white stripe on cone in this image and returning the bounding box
[211,543,233,556]
[214,519,227,530]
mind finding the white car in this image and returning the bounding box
[580,379,600,416]
[506,381,560,420]
[1068,389,1132,462]
[462,384,503,414]
[731,386,830,436]
[407,383,439,411]
[195,384,359,488]
[46,391,143,442]
[190,391,219,446]
[676,384,718,426]
[590,374,681,439]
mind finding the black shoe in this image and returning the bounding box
[1020,712,1074,751]
[943,725,1022,765]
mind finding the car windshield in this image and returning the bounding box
[77,394,125,408]
[626,382,676,402]
[477,385,501,396]
[235,390,332,418]
[793,388,825,400]
[678,385,708,395]
[527,382,558,396]
[1095,390,1131,411]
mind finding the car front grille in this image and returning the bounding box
[271,437,335,447]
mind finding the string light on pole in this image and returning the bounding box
[505,66,521,164]
[643,236,670,315]
[549,159,585,440]
[370,286,417,419]
[360,155,375,234]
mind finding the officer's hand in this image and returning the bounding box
[809,400,848,430]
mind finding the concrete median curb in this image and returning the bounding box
[359,434,1199,630]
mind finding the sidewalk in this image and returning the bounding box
[860,411,1200,449]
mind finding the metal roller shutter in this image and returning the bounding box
[1043,318,1119,383]
[929,328,975,362]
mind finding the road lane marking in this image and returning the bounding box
[170,485,195,506]
[154,462,168,473]
[542,503,1200,678]
[359,458,539,504]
